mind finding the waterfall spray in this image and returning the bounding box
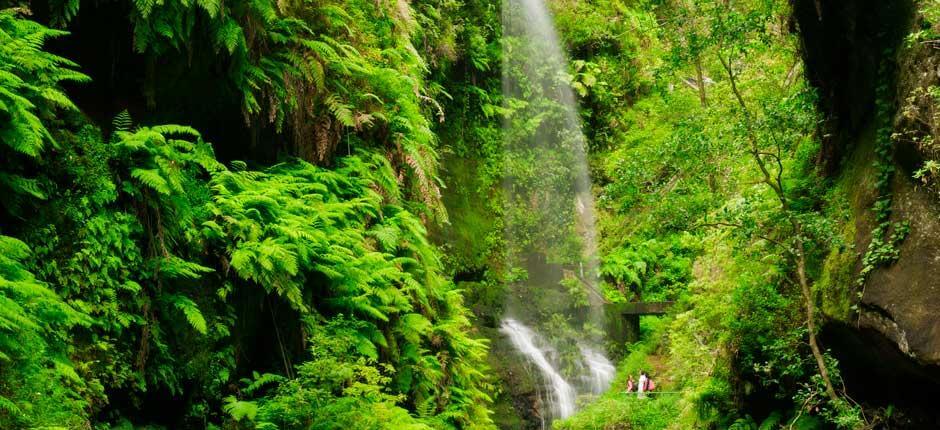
[501,319,577,419]
[500,0,615,424]
[579,346,617,394]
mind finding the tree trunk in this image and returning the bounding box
[794,225,840,403]
[719,51,840,403]
[695,56,708,107]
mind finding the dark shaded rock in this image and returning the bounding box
[821,322,940,428]
[482,326,547,430]
[851,1,940,367]
[795,0,940,366]
[792,0,914,175]
[860,170,940,365]
[800,1,940,423]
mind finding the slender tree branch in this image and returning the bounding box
[715,24,840,403]
[694,221,787,248]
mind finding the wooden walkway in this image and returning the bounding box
[605,302,674,344]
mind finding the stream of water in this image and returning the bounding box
[580,345,617,395]
[500,0,615,423]
[499,0,615,422]
[500,319,578,421]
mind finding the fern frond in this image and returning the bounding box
[149,124,201,138]
[222,396,258,421]
[111,109,133,133]
[166,294,208,335]
[131,168,171,195]
[157,255,214,279]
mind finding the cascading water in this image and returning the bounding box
[500,0,615,424]
[579,346,617,394]
[500,319,577,420]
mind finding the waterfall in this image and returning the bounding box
[500,319,577,419]
[579,346,617,394]
[500,0,615,423]
[500,0,603,313]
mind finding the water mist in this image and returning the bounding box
[500,0,615,423]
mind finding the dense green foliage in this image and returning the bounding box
[0,1,495,427]
[536,0,914,428]
[545,0,934,428]
[0,0,929,427]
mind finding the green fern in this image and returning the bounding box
[157,255,214,279]
[131,168,172,195]
[165,294,208,335]
[0,2,494,427]
[0,10,88,215]
[111,109,134,133]
[205,153,492,426]
[0,235,89,427]
[223,396,258,421]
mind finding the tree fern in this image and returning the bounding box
[40,0,454,217]
[0,3,492,426]
[204,153,493,427]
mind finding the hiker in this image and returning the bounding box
[637,371,648,398]
[626,375,635,392]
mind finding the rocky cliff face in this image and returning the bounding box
[793,0,911,174]
[852,1,940,369]
[860,172,940,366]
[797,0,940,422]
[867,5,940,367]
[794,0,940,363]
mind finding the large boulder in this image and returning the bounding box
[856,2,940,367]
[859,171,940,365]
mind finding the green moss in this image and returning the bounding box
[437,154,503,272]
[814,121,879,321]
[815,225,857,321]
[816,176,858,320]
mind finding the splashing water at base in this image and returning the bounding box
[500,318,577,419]
[579,346,617,394]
